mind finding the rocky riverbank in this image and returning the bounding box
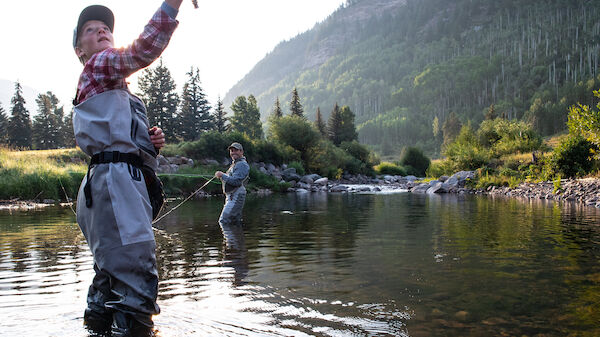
[157,155,600,208]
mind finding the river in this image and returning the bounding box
[1,192,599,336]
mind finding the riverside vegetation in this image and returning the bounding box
[1,88,600,209]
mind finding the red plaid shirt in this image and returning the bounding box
[75,7,178,104]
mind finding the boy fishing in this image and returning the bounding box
[72,1,184,336]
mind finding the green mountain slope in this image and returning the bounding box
[224,0,600,156]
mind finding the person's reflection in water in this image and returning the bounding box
[219,222,249,286]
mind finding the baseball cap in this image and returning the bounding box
[73,5,114,49]
[228,142,243,151]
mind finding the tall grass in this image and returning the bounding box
[0,147,87,201]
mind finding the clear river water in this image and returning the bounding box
[1,191,599,336]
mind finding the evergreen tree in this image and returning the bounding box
[138,58,179,142]
[272,96,283,118]
[178,67,212,141]
[230,95,263,139]
[289,87,304,117]
[442,111,462,146]
[0,103,8,145]
[212,96,229,132]
[7,82,32,148]
[32,91,62,149]
[62,108,76,148]
[327,103,343,145]
[314,107,326,136]
[338,105,358,143]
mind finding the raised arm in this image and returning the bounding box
[165,0,184,10]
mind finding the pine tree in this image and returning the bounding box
[271,96,283,118]
[212,96,229,132]
[137,58,179,142]
[62,108,76,148]
[0,103,8,145]
[338,105,358,143]
[7,82,32,149]
[230,95,263,139]
[314,107,326,136]
[32,91,62,149]
[178,67,212,141]
[289,87,304,117]
[327,103,343,145]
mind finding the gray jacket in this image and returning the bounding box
[222,157,250,194]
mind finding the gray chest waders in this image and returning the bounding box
[73,89,162,327]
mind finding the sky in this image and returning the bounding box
[0,0,346,112]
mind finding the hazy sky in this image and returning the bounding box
[0,0,345,111]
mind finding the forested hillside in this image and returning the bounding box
[223,0,600,157]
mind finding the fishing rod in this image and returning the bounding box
[61,175,219,224]
[152,176,216,224]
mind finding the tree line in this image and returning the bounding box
[0,59,361,162]
[0,61,226,150]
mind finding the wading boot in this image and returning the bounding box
[83,308,112,335]
[111,311,155,337]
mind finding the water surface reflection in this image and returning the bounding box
[0,193,599,336]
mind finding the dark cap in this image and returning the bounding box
[228,142,243,151]
[73,5,114,49]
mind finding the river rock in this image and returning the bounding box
[157,155,169,165]
[296,182,311,190]
[314,177,329,185]
[282,168,302,182]
[300,175,314,184]
[330,185,348,192]
[427,181,443,194]
[412,183,430,194]
[266,163,277,173]
[444,176,459,187]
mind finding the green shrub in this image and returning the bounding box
[477,119,543,156]
[306,139,354,178]
[269,115,320,161]
[339,141,375,175]
[374,162,407,176]
[398,146,430,176]
[426,159,455,178]
[171,131,253,161]
[549,135,598,178]
[287,161,305,176]
[253,140,288,165]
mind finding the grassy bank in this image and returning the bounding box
[0,147,87,201]
[0,147,289,202]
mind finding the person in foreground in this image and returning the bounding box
[215,142,250,226]
[72,1,183,336]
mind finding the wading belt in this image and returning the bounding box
[84,151,143,207]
